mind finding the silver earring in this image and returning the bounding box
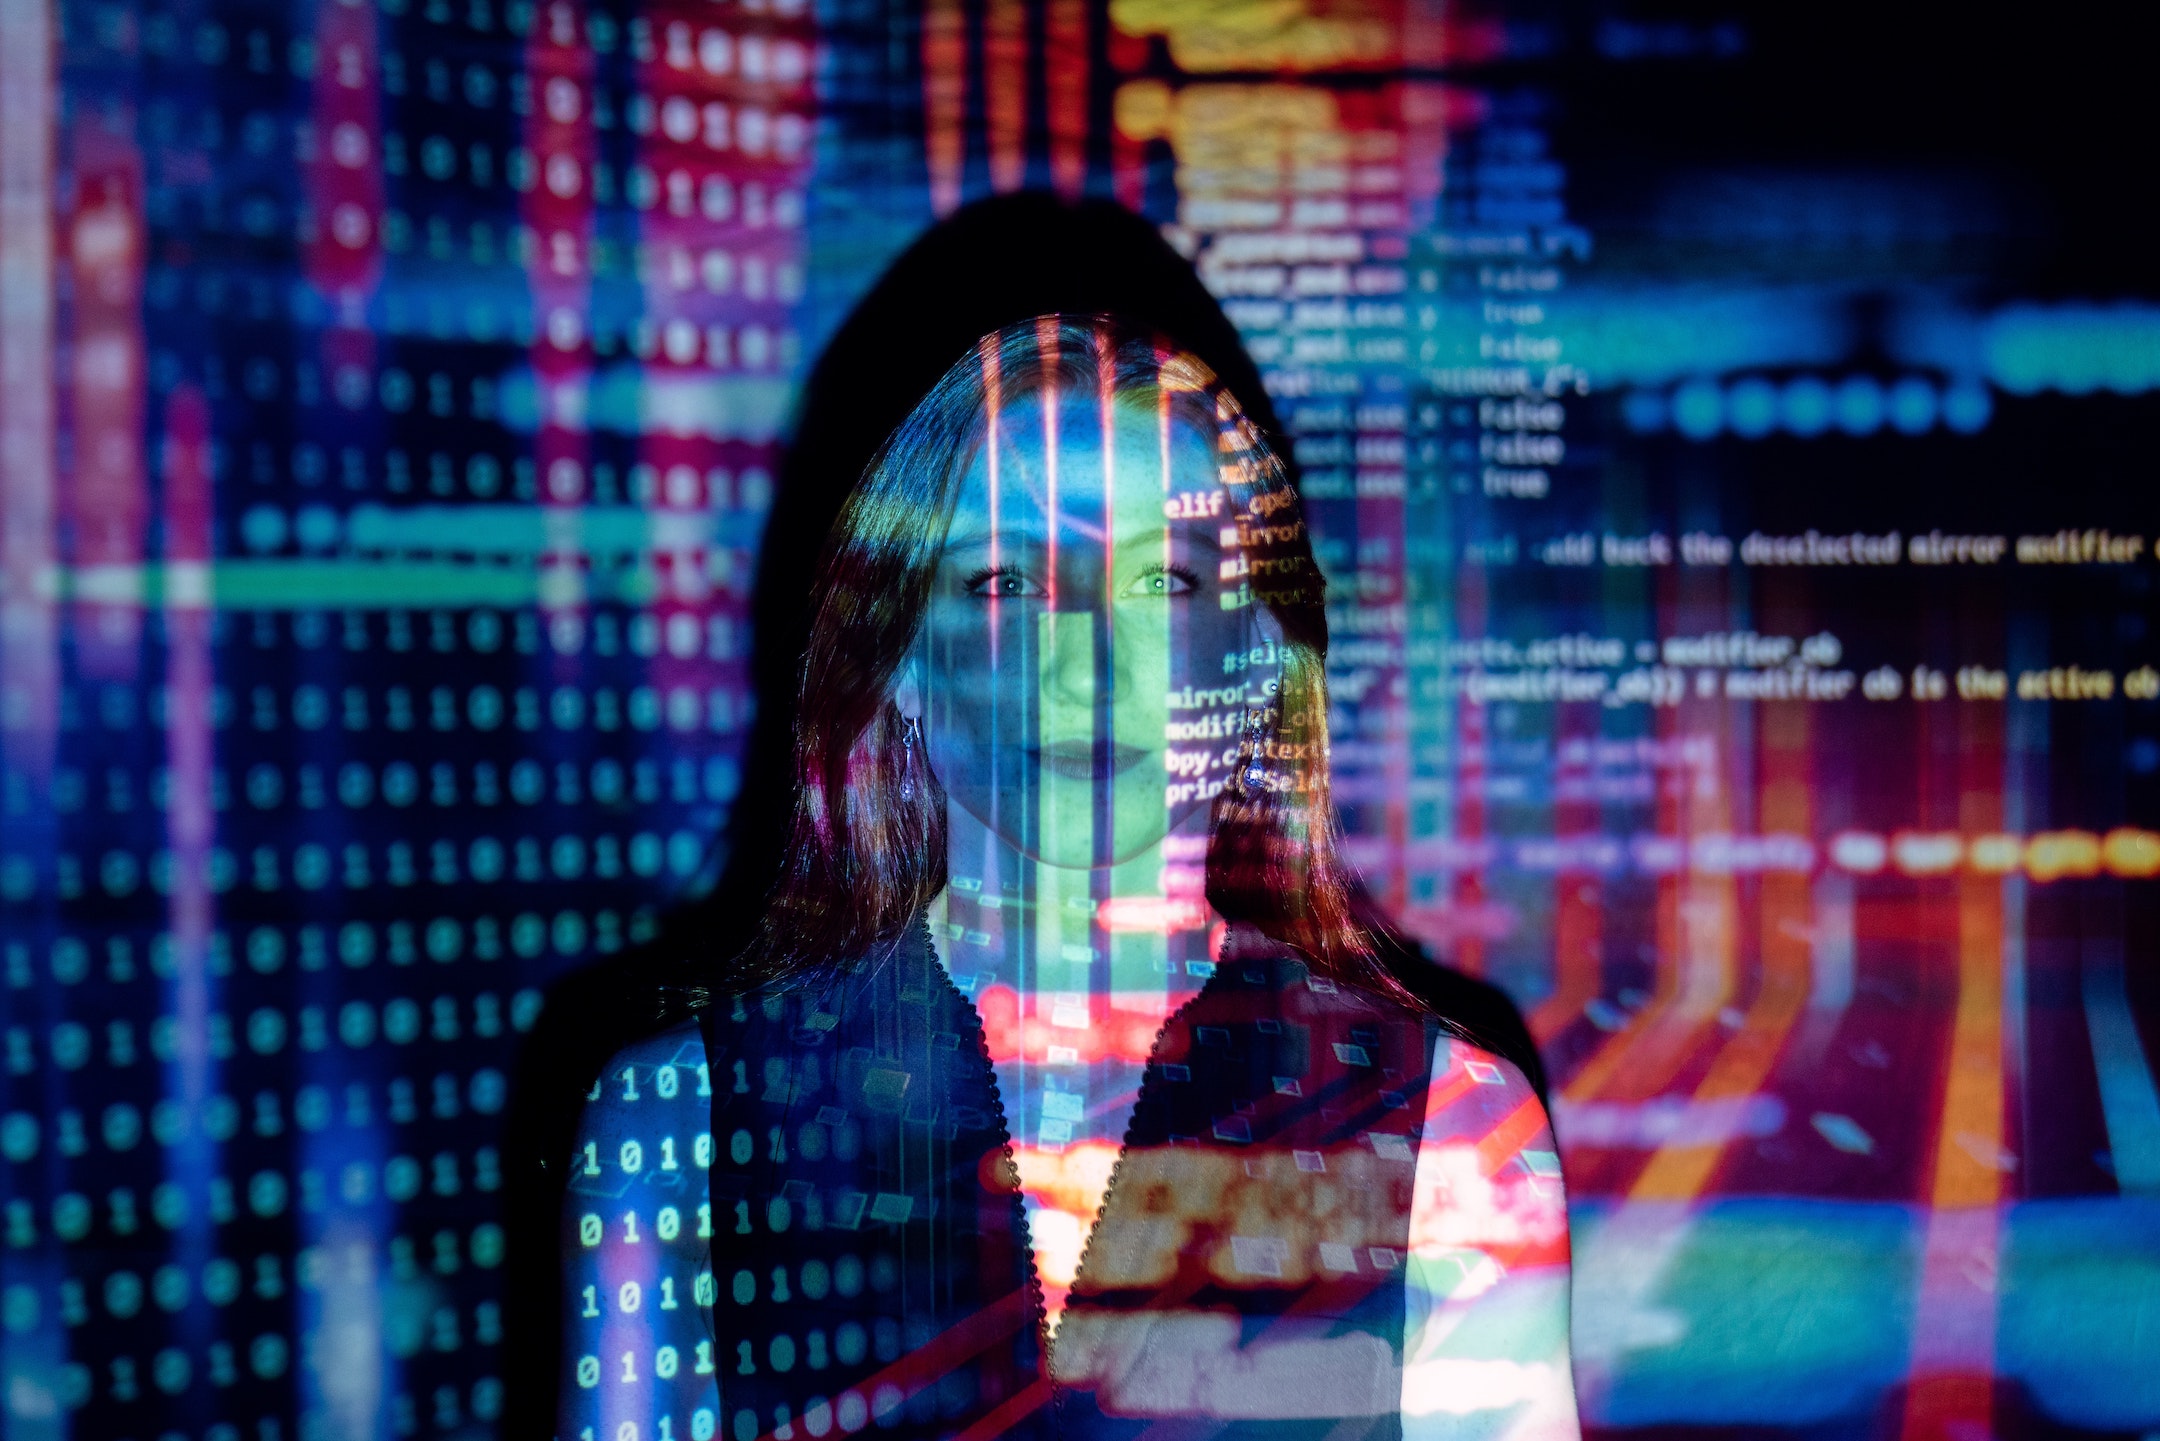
[1238,709,1268,795]
[899,715,922,800]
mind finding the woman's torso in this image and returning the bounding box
[556,923,1575,1441]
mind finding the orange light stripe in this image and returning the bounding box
[1476,1095,1549,1178]
[984,0,1026,192]
[1557,874,1735,1109]
[1929,876,2008,1209]
[1558,671,1740,1108]
[1045,0,1088,197]
[1421,1062,1482,1117]
[1628,875,1810,1201]
[1897,684,2008,1441]
[1895,874,2006,1441]
[1529,876,1601,1044]
[1627,694,1812,1200]
[920,0,965,215]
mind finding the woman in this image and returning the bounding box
[501,199,1550,1440]
[556,317,1578,1441]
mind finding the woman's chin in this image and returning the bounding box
[1024,832,1173,870]
[944,794,1177,869]
[981,825,1176,870]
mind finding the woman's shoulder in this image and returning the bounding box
[1430,1033,1545,1109]
[572,1016,712,1136]
[1418,1033,1560,1179]
[1336,954,1550,1111]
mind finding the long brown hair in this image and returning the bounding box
[735,315,1395,996]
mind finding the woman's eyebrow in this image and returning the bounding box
[1112,528,1223,553]
[943,526,1046,551]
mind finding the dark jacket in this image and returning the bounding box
[554,917,1562,1441]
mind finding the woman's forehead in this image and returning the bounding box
[955,390,1221,515]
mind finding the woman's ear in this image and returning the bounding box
[890,663,923,722]
[1244,603,1292,705]
[1246,600,1288,675]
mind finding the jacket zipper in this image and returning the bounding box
[928,923,1059,1426]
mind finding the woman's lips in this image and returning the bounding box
[1026,740,1151,780]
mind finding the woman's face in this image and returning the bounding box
[918,387,1258,868]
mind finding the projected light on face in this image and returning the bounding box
[918,379,1259,869]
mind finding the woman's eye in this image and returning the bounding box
[1121,566,1197,598]
[962,566,1045,598]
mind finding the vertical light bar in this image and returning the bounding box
[983,333,1003,668]
[979,334,1006,888]
[0,0,56,711]
[1627,695,1812,1202]
[64,116,147,674]
[0,2,60,1420]
[1039,316,1060,612]
[1092,329,1117,996]
[986,0,1026,191]
[1044,0,1089,197]
[1033,320,1078,1093]
[0,0,57,770]
[158,385,225,1434]
[2082,934,2160,1193]
[1895,872,2008,1441]
[1899,690,2012,1441]
[921,0,966,214]
[1099,331,1115,607]
[297,0,391,1433]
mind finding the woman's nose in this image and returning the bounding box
[1037,611,1101,715]
[1038,608,1154,716]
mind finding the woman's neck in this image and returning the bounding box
[928,799,1218,1323]
[928,800,1215,1016]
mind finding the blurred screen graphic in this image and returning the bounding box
[2,0,2157,1439]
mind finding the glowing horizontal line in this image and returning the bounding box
[39,561,538,609]
[1375,828,2160,883]
[344,502,722,556]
